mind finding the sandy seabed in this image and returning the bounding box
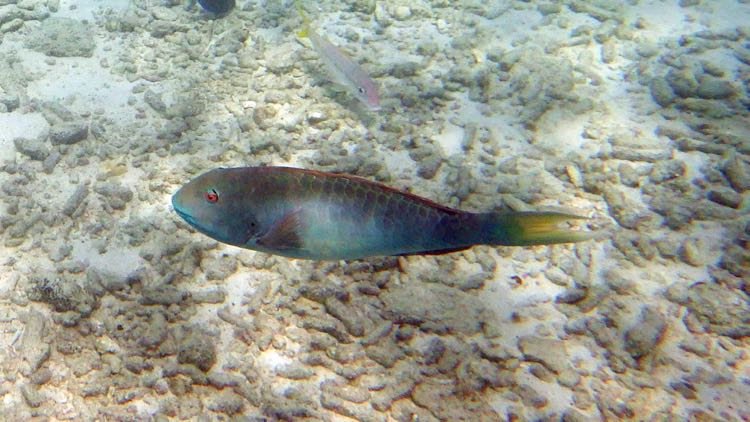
[0,0,749,420]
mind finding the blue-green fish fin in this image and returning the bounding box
[257,209,304,250]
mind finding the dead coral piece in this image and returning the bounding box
[178,330,217,372]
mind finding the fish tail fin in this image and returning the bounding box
[295,0,310,38]
[479,211,596,246]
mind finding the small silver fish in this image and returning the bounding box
[297,6,381,111]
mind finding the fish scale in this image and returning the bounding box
[172,167,594,260]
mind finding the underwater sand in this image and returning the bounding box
[0,0,748,420]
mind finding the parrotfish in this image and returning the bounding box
[172,167,594,260]
[296,3,381,111]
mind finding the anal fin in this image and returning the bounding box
[397,246,471,256]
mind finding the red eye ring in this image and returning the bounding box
[205,189,219,203]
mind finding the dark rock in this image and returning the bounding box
[140,285,187,305]
[603,185,646,229]
[422,337,446,365]
[723,156,750,192]
[138,313,168,349]
[556,287,587,304]
[514,383,548,408]
[62,183,89,217]
[417,154,443,179]
[275,363,314,380]
[19,311,51,376]
[696,77,737,99]
[42,150,61,174]
[302,317,352,343]
[366,339,404,368]
[381,281,489,334]
[178,331,217,371]
[624,306,667,359]
[20,384,44,408]
[13,137,49,161]
[618,163,640,187]
[144,89,167,115]
[24,17,95,57]
[665,68,698,98]
[202,254,237,281]
[88,268,132,292]
[649,159,686,183]
[518,336,568,373]
[720,244,750,279]
[649,77,676,107]
[678,98,733,118]
[29,368,52,385]
[609,148,670,162]
[191,289,226,304]
[27,276,98,317]
[670,282,750,338]
[707,188,742,209]
[0,92,19,111]
[94,182,133,210]
[49,122,88,145]
[537,3,562,15]
[206,391,244,415]
[671,380,698,399]
[389,61,421,78]
[324,297,365,337]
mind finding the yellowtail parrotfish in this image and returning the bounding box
[171,167,595,260]
[296,2,381,111]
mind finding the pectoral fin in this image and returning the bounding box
[257,209,304,250]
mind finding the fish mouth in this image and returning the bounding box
[173,206,206,234]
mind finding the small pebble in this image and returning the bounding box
[696,77,736,100]
[393,6,411,20]
[681,239,705,266]
[707,188,742,209]
[723,156,750,192]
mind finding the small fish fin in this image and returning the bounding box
[327,83,349,93]
[485,211,596,246]
[272,167,464,216]
[295,0,311,38]
[397,246,471,256]
[257,209,304,250]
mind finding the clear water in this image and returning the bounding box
[0,0,748,420]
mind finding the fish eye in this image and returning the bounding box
[358,87,366,94]
[205,189,219,203]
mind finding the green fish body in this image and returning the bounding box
[172,167,592,260]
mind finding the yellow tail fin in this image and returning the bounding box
[485,212,598,246]
[295,0,310,38]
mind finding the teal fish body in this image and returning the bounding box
[172,167,591,260]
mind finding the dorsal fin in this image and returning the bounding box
[257,209,304,250]
[263,166,464,216]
